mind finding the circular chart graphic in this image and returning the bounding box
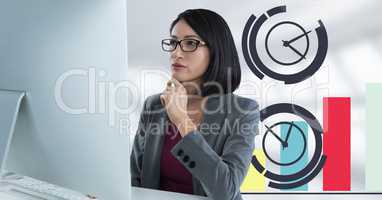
[242,5,328,84]
[251,103,327,189]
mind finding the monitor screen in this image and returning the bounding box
[0,1,131,200]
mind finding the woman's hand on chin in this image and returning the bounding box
[160,78,197,137]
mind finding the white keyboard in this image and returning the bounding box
[0,172,96,200]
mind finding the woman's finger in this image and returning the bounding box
[165,85,174,91]
[170,78,187,94]
[160,94,166,106]
[160,96,164,106]
[170,78,181,87]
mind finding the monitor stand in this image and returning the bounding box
[0,89,25,175]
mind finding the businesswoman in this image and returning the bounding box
[130,9,259,200]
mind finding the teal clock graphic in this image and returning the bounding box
[263,121,307,166]
[242,5,328,84]
[251,103,327,189]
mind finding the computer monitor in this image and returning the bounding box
[0,1,131,200]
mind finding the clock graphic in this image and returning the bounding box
[251,103,327,189]
[242,5,328,84]
[266,21,311,66]
[263,121,307,166]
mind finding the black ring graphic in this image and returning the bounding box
[241,5,328,84]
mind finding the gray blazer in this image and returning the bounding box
[130,92,259,200]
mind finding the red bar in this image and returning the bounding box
[323,97,351,191]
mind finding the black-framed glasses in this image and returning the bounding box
[161,38,207,52]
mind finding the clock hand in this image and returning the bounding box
[285,43,306,59]
[284,121,294,148]
[265,125,287,148]
[286,30,312,45]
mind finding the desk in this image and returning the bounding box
[131,189,382,200]
[0,186,210,200]
[2,187,382,200]
[132,187,209,200]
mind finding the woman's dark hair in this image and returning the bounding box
[170,9,241,97]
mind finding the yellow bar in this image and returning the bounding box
[240,149,266,192]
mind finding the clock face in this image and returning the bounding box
[265,21,310,66]
[263,121,307,166]
[242,5,328,84]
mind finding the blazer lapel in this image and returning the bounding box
[142,102,168,189]
[191,93,229,195]
[198,93,228,141]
